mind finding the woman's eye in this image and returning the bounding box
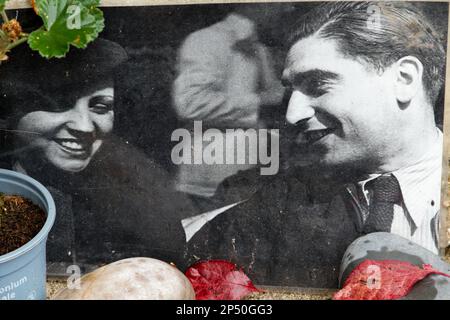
[91,104,111,114]
[89,97,113,114]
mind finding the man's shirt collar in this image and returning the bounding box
[358,129,443,229]
[393,129,443,228]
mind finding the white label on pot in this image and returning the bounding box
[0,276,28,300]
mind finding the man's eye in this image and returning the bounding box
[302,80,328,97]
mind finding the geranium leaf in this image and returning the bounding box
[185,260,261,300]
[27,0,104,58]
[0,0,7,12]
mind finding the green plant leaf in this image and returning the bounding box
[27,0,104,58]
[0,0,7,12]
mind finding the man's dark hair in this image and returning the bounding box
[288,2,446,104]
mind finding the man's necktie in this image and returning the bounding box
[363,174,402,233]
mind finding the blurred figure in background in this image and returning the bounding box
[172,4,290,213]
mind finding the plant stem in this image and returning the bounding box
[6,36,27,50]
[1,10,8,23]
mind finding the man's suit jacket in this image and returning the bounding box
[183,167,364,288]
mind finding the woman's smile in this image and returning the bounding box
[52,137,93,158]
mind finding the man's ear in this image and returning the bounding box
[394,56,423,104]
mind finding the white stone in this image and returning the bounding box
[52,257,195,300]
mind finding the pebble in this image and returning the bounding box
[51,257,195,300]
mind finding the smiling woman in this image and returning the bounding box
[1,38,125,175]
[0,38,128,263]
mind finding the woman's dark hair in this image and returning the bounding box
[0,38,127,116]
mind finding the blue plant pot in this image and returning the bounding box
[0,169,55,300]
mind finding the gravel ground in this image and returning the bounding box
[47,280,66,299]
[245,289,333,300]
[46,278,335,300]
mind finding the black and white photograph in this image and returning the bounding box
[1,0,450,298]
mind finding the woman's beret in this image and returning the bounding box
[0,38,128,96]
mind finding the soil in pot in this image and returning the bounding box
[0,193,46,256]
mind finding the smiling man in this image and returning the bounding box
[184,2,447,288]
[281,1,444,252]
[282,3,444,175]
